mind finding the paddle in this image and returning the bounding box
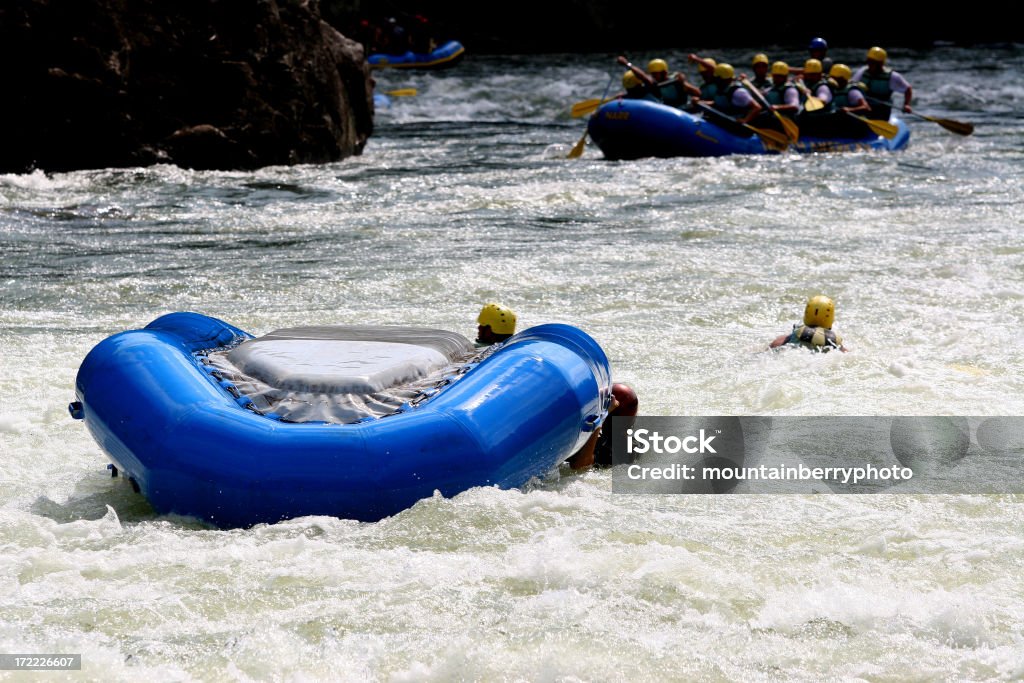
[793,81,825,112]
[571,97,614,118]
[739,75,799,143]
[694,102,790,151]
[568,74,614,159]
[863,95,974,136]
[567,126,589,159]
[383,88,418,96]
[794,81,898,139]
[843,112,899,139]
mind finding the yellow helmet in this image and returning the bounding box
[752,53,769,66]
[867,46,887,63]
[713,63,735,80]
[622,70,639,89]
[698,57,716,74]
[803,59,822,75]
[648,58,669,74]
[478,303,517,335]
[829,63,852,80]
[803,295,835,329]
[771,61,789,76]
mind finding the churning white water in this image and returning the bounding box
[1,45,1023,680]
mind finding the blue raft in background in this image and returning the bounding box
[368,39,465,70]
[587,99,910,160]
[71,312,612,527]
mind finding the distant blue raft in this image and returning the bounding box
[368,40,465,69]
[587,99,910,160]
[71,313,612,527]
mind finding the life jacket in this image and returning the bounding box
[699,81,718,101]
[861,67,893,119]
[831,82,866,110]
[766,81,796,106]
[625,85,662,103]
[656,75,689,107]
[751,76,771,92]
[790,324,843,352]
[713,82,744,116]
[861,66,894,99]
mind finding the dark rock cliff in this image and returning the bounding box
[0,0,374,173]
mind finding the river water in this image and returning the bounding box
[2,45,1023,681]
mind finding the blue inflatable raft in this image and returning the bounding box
[587,99,910,160]
[368,39,465,70]
[70,313,612,527]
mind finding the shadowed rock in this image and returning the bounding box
[0,0,374,172]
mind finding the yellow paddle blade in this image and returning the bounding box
[384,88,417,97]
[864,94,975,136]
[567,130,588,159]
[779,116,800,143]
[803,96,825,112]
[750,125,791,150]
[853,114,899,139]
[571,98,611,118]
[739,75,800,144]
[794,81,825,112]
[923,115,974,136]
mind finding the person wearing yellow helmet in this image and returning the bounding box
[476,303,517,346]
[615,56,662,103]
[826,63,874,135]
[793,58,835,136]
[770,295,847,353]
[687,53,720,104]
[852,46,913,121]
[764,61,800,119]
[696,62,763,125]
[799,58,832,104]
[751,53,771,91]
[643,57,700,108]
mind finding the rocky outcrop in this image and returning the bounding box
[0,0,373,173]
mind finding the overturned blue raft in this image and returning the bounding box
[71,312,612,527]
[368,39,465,69]
[587,99,910,160]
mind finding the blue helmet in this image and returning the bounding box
[808,37,828,51]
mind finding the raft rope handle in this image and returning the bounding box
[197,351,266,416]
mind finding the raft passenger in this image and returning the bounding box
[765,61,800,119]
[795,59,834,136]
[750,53,771,91]
[616,56,663,102]
[852,46,913,120]
[687,54,719,107]
[826,63,873,136]
[646,58,700,107]
[698,63,762,126]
